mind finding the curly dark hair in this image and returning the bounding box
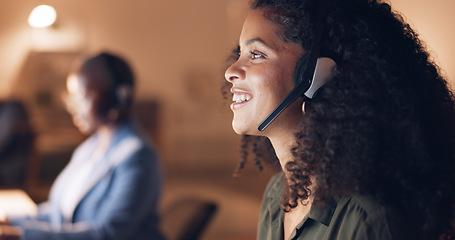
[233,0,455,238]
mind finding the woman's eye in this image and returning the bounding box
[249,51,263,60]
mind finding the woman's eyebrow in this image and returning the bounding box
[245,38,272,48]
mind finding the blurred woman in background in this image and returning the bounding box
[1,52,164,240]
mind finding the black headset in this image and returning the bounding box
[258,0,336,131]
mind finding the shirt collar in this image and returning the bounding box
[307,196,338,226]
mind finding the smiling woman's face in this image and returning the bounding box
[225,8,304,136]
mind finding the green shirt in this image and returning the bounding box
[257,173,416,240]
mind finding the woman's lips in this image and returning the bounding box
[230,88,253,110]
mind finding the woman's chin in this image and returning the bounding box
[73,122,92,135]
[232,121,260,136]
[232,121,246,135]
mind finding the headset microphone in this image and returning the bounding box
[257,0,335,132]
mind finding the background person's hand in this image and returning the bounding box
[0,225,21,240]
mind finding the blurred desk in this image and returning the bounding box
[0,189,37,221]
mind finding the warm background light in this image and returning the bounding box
[0,1,453,239]
[28,5,57,28]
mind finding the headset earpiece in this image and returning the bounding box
[115,85,132,110]
[304,57,336,99]
[293,56,336,100]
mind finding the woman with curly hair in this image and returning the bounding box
[225,0,455,239]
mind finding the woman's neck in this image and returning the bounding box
[264,100,304,172]
[96,124,116,151]
[268,131,298,174]
[269,127,316,240]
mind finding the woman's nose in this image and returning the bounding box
[225,61,245,83]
